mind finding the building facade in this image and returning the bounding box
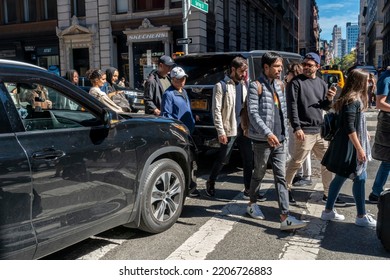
[332,25,342,58]
[298,0,320,56]
[357,0,367,64]
[346,22,359,53]
[365,0,384,68]
[0,0,306,88]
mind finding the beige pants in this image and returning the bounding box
[286,133,332,195]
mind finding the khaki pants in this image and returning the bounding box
[286,133,332,195]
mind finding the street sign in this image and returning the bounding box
[176,38,192,45]
[191,0,208,13]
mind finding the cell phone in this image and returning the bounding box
[330,83,338,88]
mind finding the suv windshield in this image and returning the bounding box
[175,52,302,85]
[175,54,243,85]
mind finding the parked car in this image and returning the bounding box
[0,59,197,259]
[320,69,345,89]
[174,51,302,151]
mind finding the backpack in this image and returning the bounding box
[321,111,339,141]
[240,80,261,136]
[240,79,285,137]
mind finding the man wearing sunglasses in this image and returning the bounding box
[285,52,346,207]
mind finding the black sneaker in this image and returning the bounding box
[289,190,297,205]
[205,180,215,197]
[368,193,379,204]
[257,193,267,202]
[322,194,346,207]
[243,189,267,201]
[292,176,303,185]
[293,178,313,187]
[243,189,250,199]
[188,188,200,197]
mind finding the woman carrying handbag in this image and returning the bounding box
[320,69,377,227]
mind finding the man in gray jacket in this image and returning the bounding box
[206,56,253,197]
[246,52,306,231]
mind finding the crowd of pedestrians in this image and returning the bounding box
[67,52,388,232]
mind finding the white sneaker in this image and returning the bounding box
[280,215,307,231]
[321,209,345,221]
[246,204,265,220]
[355,214,377,227]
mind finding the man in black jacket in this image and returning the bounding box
[286,52,345,206]
[144,55,175,115]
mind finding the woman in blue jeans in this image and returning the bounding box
[321,69,377,227]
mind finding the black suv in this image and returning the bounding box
[175,51,302,151]
[0,59,197,259]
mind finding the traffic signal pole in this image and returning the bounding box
[182,0,190,54]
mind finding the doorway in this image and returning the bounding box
[73,48,89,76]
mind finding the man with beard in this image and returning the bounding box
[205,56,253,198]
[285,52,345,206]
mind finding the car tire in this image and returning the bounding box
[139,158,185,233]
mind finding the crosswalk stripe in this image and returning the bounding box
[279,183,326,260]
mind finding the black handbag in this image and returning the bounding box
[321,111,339,141]
[321,106,360,178]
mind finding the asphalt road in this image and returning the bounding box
[43,146,390,261]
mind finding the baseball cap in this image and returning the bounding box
[170,67,188,79]
[159,55,175,66]
[305,52,321,65]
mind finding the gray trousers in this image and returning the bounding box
[249,141,289,215]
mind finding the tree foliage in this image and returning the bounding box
[330,51,357,72]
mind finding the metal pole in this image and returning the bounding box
[183,0,189,54]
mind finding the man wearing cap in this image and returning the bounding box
[161,66,194,133]
[161,66,199,197]
[285,52,346,206]
[144,55,175,115]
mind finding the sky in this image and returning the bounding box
[316,0,360,42]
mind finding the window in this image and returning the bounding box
[71,0,86,17]
[23,0,37,22]
[133,0,164,12]
[4,0,17,23]
[116,0,128,13]
[6,82,98,131]
[44,0,57,20]
[170,0,182,9]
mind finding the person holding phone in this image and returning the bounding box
[286,52,346,206]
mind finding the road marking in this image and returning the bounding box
[279,183,327,260]
[167,181,284,260]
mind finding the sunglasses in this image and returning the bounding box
[302,62,317,68]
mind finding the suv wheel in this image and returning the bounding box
[139,159,185,233]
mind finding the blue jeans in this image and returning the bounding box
[326,171,367,216]
[249,141,289,215]
[371,161,390,196]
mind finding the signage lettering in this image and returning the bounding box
[128,32,168,41]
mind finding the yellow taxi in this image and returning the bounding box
[320,69,345,88]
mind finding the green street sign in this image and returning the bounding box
[191,0,208,13]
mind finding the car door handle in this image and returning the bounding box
[32,149,66,160]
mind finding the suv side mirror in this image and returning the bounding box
[102,108,119,128]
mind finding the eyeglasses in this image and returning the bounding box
[302,62,317,68]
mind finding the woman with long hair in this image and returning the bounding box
[65,69,79,85]
[321,69,376,227]
[86,68,123,113]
